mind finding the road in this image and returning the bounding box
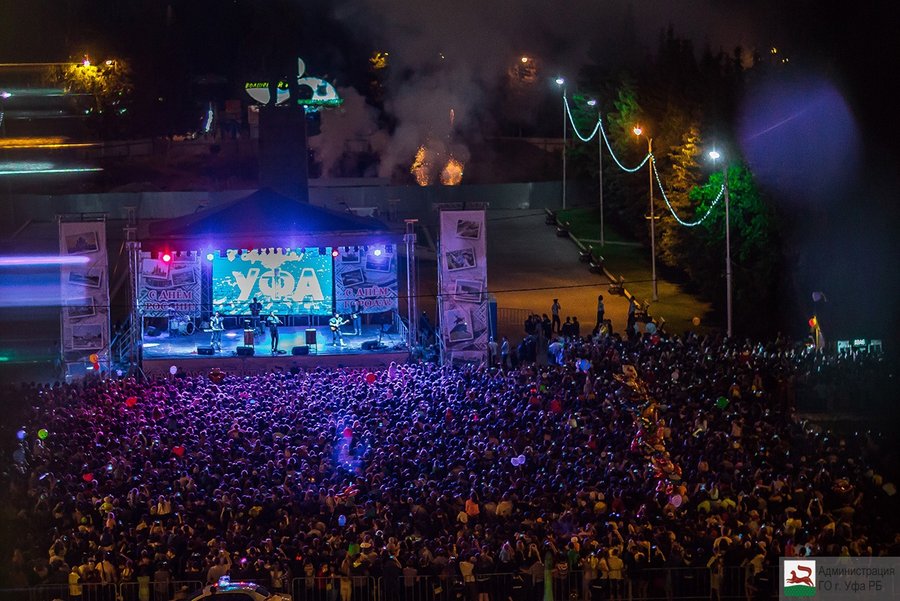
[417,209,632,343]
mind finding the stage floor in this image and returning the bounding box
[139,324,410,377]
[142,324,405,359]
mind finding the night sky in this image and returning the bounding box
[2,0,898,345]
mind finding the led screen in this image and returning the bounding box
[212,248,333,316]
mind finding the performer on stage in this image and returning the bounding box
[267,311,282,354]
[209,311,224,351]
[329,311,347,346]
[249,296,263,336]
[350,299,363,336]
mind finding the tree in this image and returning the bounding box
[58,57,134,138]
[679,164,781,335]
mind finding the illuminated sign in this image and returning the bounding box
[211,248,333,316]
[244,58,342,110]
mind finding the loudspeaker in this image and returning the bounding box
[291,345,309,356]
[305,328,317,345]
[258,105,309,202]
[146,326,160,337]
[236,345,255,357]
[361,340,383,351]
[197,346,215,355]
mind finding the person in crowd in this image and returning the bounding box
[0,328,895,601]
[595,295,605,333]
[550,299,561,334]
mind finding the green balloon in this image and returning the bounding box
[715,397,729,409]
[37,428,49,440]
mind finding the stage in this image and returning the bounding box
[140,323,409,376]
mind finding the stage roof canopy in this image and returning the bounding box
[139,188,398,252]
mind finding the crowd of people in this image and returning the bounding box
[1,327,897,601]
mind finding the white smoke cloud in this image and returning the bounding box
[323,0,784,180]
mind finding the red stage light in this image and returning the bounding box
[162,253,172,263]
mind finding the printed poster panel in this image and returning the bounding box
[334,244,399,316]
[439,210,488,362]
[211,247,333,316]
[59,221,110,362]
[137,253,202,318]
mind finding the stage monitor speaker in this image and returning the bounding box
[291,345,309,356]
[236,345,255,357]
[197,346,215,355]
[361,340,383,351]
[305,328,317,345]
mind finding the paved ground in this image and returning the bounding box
[417,209,632,343]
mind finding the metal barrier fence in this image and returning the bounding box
[0,567,779,601]
[291,576,378,601]
[118,579,204,601]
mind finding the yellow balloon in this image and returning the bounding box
[691,317,701,326]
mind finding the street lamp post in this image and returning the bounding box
[633,126,658,301]
[556,77,566,210]
[588,99,604,246]
[709,150,732,338]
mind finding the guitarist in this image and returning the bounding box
[329,311,348,346]
[209,311,224,351]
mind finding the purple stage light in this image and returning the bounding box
[0,255,90,267]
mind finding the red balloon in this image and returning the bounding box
[82,473,94,482]
[342,427,353,438]
[365,372,377,385]
[125,396,138,407]
[92,362,100,371]
[172,446,185,457]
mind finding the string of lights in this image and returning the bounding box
[563,94,724,228]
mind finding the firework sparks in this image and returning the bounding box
[411,145,430,186]
[441,156,464,186]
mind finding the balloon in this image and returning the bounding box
[37,428,49,440]
[125,396,138,407]
[808,317,817,328]
[645,322,657,334]
[365,372,376,385]
[89,354,99,364]
[715,397,730,409]
[338,515,347,526]
[510,457,520,466]
[517,454,526,464]
[15,429,25,441]
[578,359,591,372]
[82,473,94,482]
[92,362,100,371]
[172,445,185,457]
[342,427,353,438]
[812,291,823,302]
[669,494,683,508]
[692,317,701,326]
[169,365,178,375]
